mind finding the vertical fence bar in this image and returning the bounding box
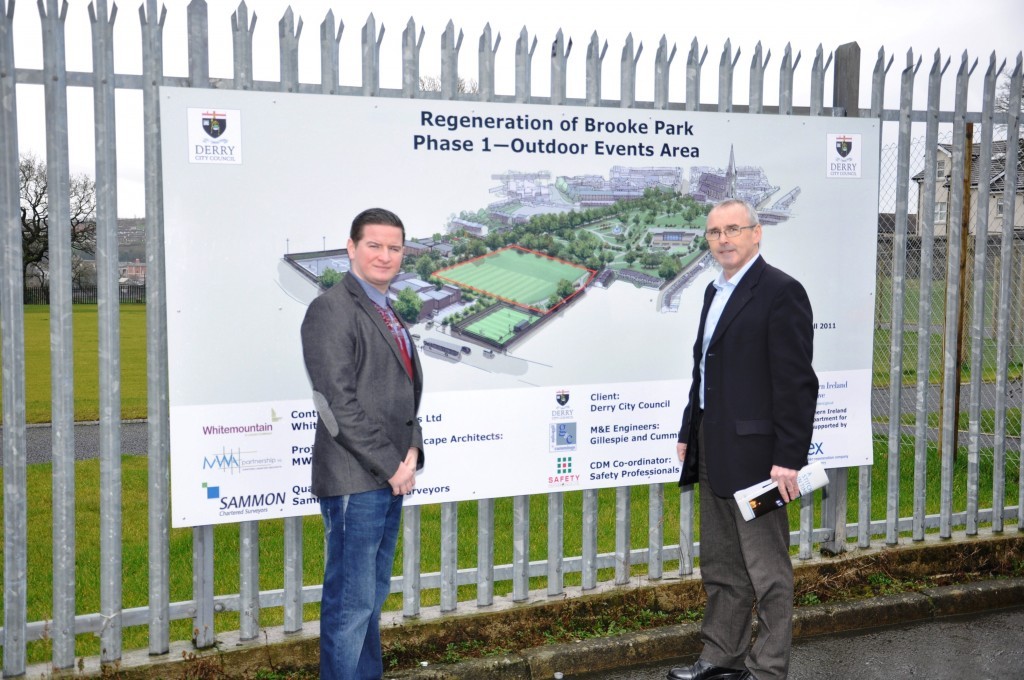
[39,0,76,668]
[550,29,571,106]
[914,51,948,541]
[620,34,638,108]
[819,42,857,554]
[648,35,671,580]
[185,0,217,650]
[141,0,172,655]
[941,53,978,538]
[320,10,342,95]
[440,503,458,611]
[187,0,209,86]
[229,0,262,639]
[717,39,738,112]
[440,20,462,100]
[581,489,598,588]
[0,1,27,674]
[863,46,892,549]
[476,499,494,606]
[778,44,800,115]
[238,520,260,640]
[748,42,769,114]
[279,8,305,633]
[547,492,564,595]
[678,38,705,577]
[478,24,499,102]
[809,45,832,116]
[403,505,421,616]
[361,13,382,97]
[231,2,256,90]
[515,27,536,104]
[994,55,1022,533]
[885,50,920,546]
[685,38,707,112]
[585,32,606,106]
[653,36,674,113]
[401,18,423,98]
[89,0,124,663]
[965,54,1003,535]
[278,8,301,91]
[614,487,631,585]
[513,496,530,601]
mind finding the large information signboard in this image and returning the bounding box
[161,87,879,527]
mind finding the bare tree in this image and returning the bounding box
[995,74,1024,137]
[419,75,479,94]
[19,153,97,287]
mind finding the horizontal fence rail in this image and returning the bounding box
[1,1,1023,676]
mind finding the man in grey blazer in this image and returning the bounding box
[301,208,424,680]
[669,199,818,680]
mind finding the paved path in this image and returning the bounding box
[0,420,149,466]
[583,606,1024,679]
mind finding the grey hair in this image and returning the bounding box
[711,198,759,225]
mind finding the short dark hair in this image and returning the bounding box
[350,208,405,243]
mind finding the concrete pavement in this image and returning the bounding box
[586,605,1024,679]
[387,578,1024,679]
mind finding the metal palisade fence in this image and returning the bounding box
[1,1,1023,676]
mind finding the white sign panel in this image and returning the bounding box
[160,87,880,527]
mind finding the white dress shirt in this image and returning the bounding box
[699,253,760,409]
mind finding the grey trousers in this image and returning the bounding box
[698,423,794,680]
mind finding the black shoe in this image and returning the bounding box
[666,658,747,680]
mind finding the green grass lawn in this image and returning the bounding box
[0,436,1017,664]
[437,247,588,308]
[0,304,147,424]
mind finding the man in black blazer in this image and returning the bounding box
[301,208,424,680]
[669,199,818,680]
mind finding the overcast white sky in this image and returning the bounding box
[9,0,1024,216]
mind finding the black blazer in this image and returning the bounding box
[677,256,818,497]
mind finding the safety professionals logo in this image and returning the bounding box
[187,107,242,165]
[548,456,580,487]
[549,422,577,452]
[555,390,570,406]
[202,111,227,138]
[826,132,862,178]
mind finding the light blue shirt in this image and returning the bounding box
[699,253,760,409]
[349,272,413,358]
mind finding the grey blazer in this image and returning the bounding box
[301,272,424,498]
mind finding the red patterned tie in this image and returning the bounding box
[375,303,414,379]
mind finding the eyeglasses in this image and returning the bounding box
[704,224,757,241]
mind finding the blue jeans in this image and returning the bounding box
[319,488,403,680]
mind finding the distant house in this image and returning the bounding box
[877,213,919,236]
[404,240,430,257]
[451,218,489,238]
[650,229,696,247]
[119,259,146,284]
[389,276,461,321]
[912,138,1024,236]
